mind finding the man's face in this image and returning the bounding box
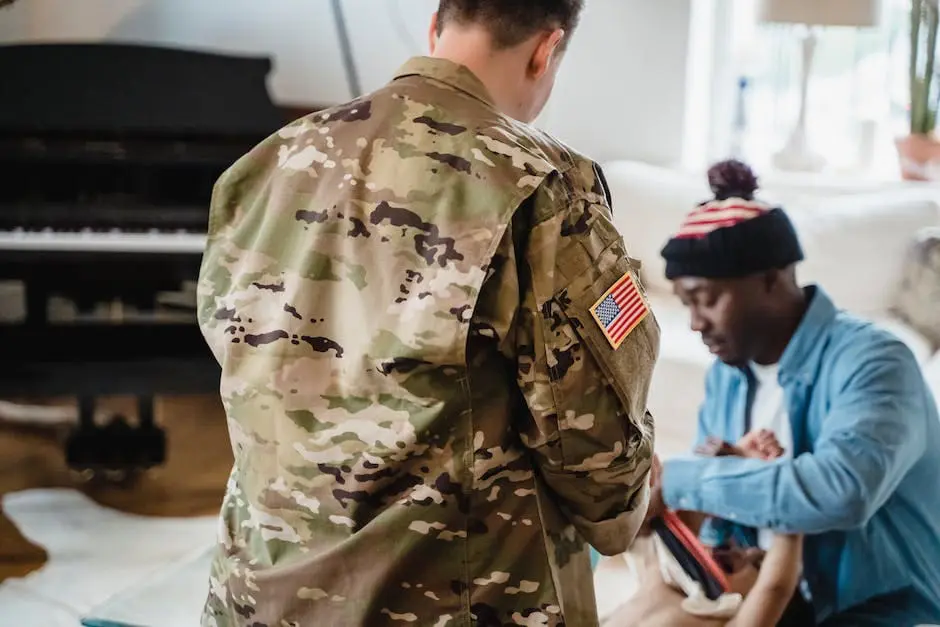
[672,275,768,366]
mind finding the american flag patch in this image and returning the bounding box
[589,271,650,349]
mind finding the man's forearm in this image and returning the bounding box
[661,455,865,533]
[662,457,765,524]
[729,535,804,627]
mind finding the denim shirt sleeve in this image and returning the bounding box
[684,365,735,546]
[663,338,929,534]
[692,365,719,449]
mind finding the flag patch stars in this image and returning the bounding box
[589,271,650,350]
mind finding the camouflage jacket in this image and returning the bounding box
[196,56,658,627]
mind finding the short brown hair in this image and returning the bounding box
[437,0,585,49]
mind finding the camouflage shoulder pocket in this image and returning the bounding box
[555,257,660,435]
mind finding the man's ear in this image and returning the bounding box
[762,269,781,293]
[528,28,565,79]
[428,12,440,54]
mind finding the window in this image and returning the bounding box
[708,0,911,177]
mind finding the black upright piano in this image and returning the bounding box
[0,42,289,473]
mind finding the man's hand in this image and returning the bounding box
[695,436,741,458]
[713,543,766,573]
[738,429,784,460]
[696,430,784,460]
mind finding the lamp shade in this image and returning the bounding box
[758,0,881,27]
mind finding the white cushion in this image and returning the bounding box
[787,193,939,317]
[869,316,935,366]
[925,353,940,406]
[602,161,710,294]
[601,161,940,316]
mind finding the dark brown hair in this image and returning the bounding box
[436,0,585,49]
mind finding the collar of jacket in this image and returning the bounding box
[393,56,496,108]
[747,284,838,386]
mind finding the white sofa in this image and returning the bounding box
[600,160,940,456]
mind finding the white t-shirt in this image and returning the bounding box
[749,362,793,550]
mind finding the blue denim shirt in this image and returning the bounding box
[662,286,940,625]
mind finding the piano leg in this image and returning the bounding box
[65,396,95,461]
[66,396,105,478]
[65,394,166,483]
[24,282,48,326]
[136,395,167,468]
[79,396,95,430]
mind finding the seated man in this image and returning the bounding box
[645,159,940,626]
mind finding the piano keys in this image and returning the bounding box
[0,229,207,255]
[0,42,295,473]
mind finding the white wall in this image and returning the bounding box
[0,0,693,165]
[540,0,693,164]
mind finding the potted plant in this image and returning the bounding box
[897,0,940,180]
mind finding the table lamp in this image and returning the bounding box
[758,0,881,172]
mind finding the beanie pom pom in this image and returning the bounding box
[707,160,759,201]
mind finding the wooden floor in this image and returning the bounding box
[0,395,232,583]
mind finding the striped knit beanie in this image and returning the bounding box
[660,160,804,280]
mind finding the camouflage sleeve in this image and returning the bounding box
[513,166,659,556]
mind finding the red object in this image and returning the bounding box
[661,510,732,593]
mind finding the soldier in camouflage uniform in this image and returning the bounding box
[196,1,658,625]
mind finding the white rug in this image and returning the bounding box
[0,488,639,627]
[0,489,217,627]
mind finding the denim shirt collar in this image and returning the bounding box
[777,285,838,385]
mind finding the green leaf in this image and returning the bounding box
[925,2,939,132]
[910,0,940,134]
